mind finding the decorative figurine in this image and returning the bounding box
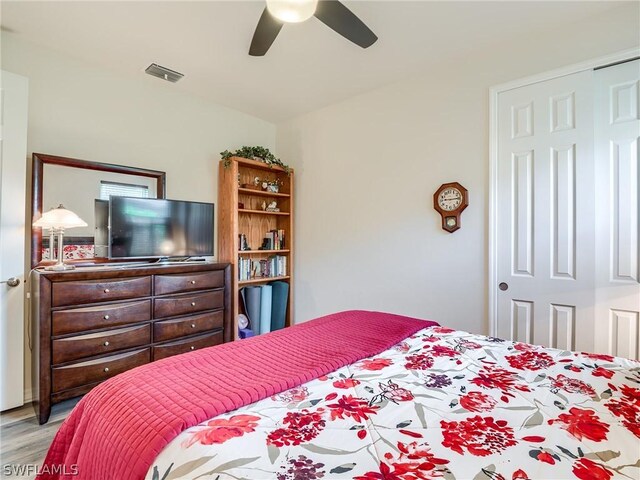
[238,233,250,251]
[266,201,280,212]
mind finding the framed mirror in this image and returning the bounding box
[31,153,166,268]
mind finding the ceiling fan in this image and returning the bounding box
[249,0,378,56]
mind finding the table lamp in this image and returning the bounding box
[33,205,88,271]
[43,226,56,261]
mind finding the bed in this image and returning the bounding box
[39,311,640,480]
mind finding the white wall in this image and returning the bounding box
[1,32,276,400]
[2,32,275,207]
[277,4,640,333]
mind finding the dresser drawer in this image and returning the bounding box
[52,277,151,307]
[155,270,224,296]
[154,290,223,319]
[52,324,151,364]
[52,348,150,393]
[154,310,223,343]
[52,300,151,336]
[153,332,223,361]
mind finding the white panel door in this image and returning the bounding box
[594,60,640,360]
[496,70,596,352]
[0,71,28,410]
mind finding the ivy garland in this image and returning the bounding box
[221,146,290,174]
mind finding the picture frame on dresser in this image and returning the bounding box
[31,263,232,424]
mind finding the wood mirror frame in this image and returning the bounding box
[31,153,167,268]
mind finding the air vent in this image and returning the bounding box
[145,64,184,83]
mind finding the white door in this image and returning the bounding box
[0,70,28,410]
[496,70,597,352]
[594,60,640,359]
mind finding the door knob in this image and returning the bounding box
[498,282,509,291]
[1,277,20,288]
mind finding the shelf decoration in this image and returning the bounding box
[221,146,291,174]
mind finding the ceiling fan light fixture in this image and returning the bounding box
[266,0,318,23]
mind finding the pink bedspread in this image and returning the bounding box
[39,310,434,480]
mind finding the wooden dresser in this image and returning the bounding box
[31,262,231,424]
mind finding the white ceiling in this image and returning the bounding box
[1,1,631,122]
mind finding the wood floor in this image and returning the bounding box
[0,399,78,480]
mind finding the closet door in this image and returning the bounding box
[496,70,596,352]
[0,71,28,410]
[594,60,640,360]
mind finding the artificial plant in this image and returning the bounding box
[221,146,290,173]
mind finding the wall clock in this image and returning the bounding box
[433,182,468,233]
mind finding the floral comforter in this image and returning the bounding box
[146,326,640,480]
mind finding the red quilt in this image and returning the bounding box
[38,310,434,480]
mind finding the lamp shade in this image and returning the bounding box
[266,0,318,23]
[33,204,87,229]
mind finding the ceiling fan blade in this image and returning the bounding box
[314,0,377,49]
[249,7,284,56]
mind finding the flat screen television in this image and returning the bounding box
[109,197,214,259]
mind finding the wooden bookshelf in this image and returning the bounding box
[238,209,290,216]
[239,249,290,255]
[218,156,294,339]
[238,188,291,198]
[239,276,291,286]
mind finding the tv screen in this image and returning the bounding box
[109,197,214,259]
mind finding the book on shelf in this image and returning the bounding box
[238,230,285,252]
[261,229,285,250]
[238,255,287,281]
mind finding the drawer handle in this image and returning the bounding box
[104,315,110,320]
[191,323,196,328]
[191,302,196,307]
[190,346,195,350]
[103,341,110,347]
[190,280,196,285]
[104,288,110,293]
[104,367,110,373]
